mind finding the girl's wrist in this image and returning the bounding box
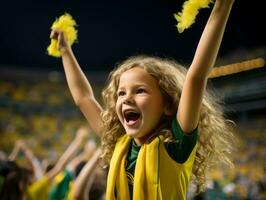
[60,45,72,56]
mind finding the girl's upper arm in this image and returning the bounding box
[78,95,103,137]
[177,72,207,134]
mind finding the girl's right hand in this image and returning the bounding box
[50,29,70,54]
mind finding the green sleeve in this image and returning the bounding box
[165,118,198,163]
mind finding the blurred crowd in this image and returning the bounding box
[0,78,106,199]
[0,78,102,159]
[0,78,266,199]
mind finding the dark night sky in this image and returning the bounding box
[0,0,265,72]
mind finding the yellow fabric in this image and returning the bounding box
[106,135,132,199]
[106,134,197,200]
[26,176,50,200]
[54,171,65,184]
[66,181,74,200]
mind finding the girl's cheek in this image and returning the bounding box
[115,101,122,116]
[138,97,150,108]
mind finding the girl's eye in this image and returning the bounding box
[137,88,146,94]
[117,91,126,96]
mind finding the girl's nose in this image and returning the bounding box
[124,93,134,104]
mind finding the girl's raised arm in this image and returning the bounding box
[177,0,235,133]
[50,30,103,136]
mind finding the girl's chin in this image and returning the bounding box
[125,131,141,140]
[125,131,139,137]
[125,132,150,145]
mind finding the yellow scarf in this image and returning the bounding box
[106,134,197,200]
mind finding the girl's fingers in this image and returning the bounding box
[50,30,57,40]
[50,29,62,40]
[57,32,62,47]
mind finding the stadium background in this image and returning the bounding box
[1,0,266,199]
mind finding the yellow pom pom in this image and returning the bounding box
[174,0,213,33]
[47,13,78,57]
[47,39,61,57]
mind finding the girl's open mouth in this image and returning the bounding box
[124,110,141,126]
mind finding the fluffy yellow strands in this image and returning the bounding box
[47,13,78,57]
[174,0,213,33]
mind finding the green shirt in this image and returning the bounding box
[125,118,198,198]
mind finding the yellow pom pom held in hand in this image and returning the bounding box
[174,0,213,33]
[47,13,78,57]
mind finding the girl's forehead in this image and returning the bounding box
[120,67,150,82]
[118,67,158,88]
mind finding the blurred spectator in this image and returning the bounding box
[0,160,31,200]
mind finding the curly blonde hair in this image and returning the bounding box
[101,55,235,192]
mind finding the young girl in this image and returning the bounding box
[50,0,236,199]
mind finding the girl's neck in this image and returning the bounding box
[133,132,158,146]
[132,119,169,146]
[133,137,147,146]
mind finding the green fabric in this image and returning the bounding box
[125,118,198,199]
[126,141,140,173]
[167,118,198,163]
[126,141,140,198]
[49,169,74,200]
